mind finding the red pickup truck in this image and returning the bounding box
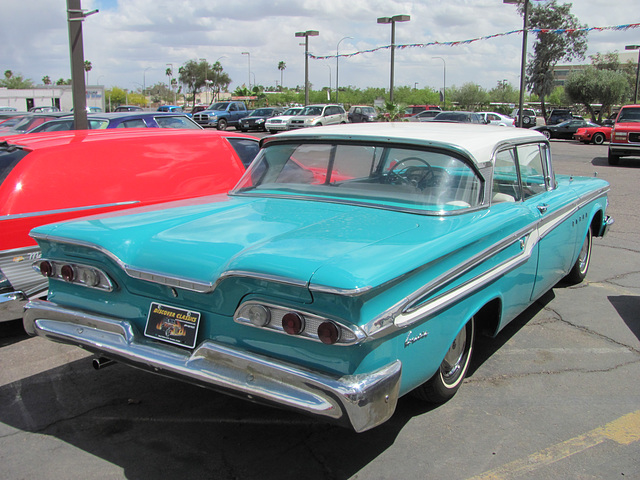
[608,104,640,165]
[0,128,258,321]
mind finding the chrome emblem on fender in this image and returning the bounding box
[404,330,429,347]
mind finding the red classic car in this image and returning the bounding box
[573,124,612,145]
[0,128,259,321]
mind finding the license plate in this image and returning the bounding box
[144,302,201,348]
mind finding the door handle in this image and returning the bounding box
[537,204,548,214]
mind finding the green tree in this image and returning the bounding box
[56,78,72,85]
[489,80,519,107]
[0,71,34,89]
[278,61,286,90]
[450,83,488,110]
[178,59,230,108]
[523,0,588,119]
[565,67,629,121]
[84,60,92,84]
[42,75,52,85]
[376,101,405,122]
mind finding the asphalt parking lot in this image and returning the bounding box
[1,137,638,480]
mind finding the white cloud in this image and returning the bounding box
[1,0,638,94]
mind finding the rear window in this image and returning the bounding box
[0,143,29,186]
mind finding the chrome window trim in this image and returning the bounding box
[1,201,139,221]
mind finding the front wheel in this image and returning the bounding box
[608,149,620,165]
[542,130,551,139]
[412,317,475,403]
[593,132,605,145]
[565,228,592,284]
[216,119,228,130]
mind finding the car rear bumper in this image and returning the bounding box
[23,299,402,432]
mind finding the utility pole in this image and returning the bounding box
[66,0,98,129]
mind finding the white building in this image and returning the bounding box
[0,85,105,112]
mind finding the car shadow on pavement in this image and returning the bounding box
[608,295,640,342]
[467,289,555,379]
[592,156,640,168]
[0,318,29,347]
[0,350,426,480]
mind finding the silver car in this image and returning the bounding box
[288,104,347,129]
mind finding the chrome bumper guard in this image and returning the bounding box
[600,215,614,237]
[23,299,402,432]
[0,291,29,322]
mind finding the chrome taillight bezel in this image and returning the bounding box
[234,300,365,346]
[33,260,115,292]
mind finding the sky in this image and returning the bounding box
[2,0,639,96]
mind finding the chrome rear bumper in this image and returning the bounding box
[23,299,402,432]
[0,291,28,322]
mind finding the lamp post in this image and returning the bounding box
[325,64,332,101]
[241,51,251,90]
[200,58,208,104]
[143,66,151,97]
[625,45,640,104]
[432,56,446,108]
[336,36,353,104]
[295,30,319,105]
[377,14,410,103]
[504,0,529,128]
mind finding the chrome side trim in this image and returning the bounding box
[1,201,140,221]
[23,299,402,433]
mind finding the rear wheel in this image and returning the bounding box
[593,132,605,145]
[608,149,620,165]
[413,317,475,403]
[565,228,592,284]
[542,130,551,139]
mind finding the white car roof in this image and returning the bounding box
[271,122,546,166]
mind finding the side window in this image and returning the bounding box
[117,119,147,128]
[226,138,260,168]
[493,149,521,203]
[229,104,237,112]
[516,144,547,199]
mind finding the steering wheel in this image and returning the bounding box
[388,157,434,188]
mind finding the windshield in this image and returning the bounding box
[232,142,482,214]
[252,109,273,116]
[300,106,324,116]
[618,107,640,122]
[209,102,229,111]
[283,108,302,116]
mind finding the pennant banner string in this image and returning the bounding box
[308,23,640,60]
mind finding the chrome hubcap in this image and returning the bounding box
[441,327,467,380]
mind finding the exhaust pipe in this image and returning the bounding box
[92,357,115,370]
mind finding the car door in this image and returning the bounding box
[515,143,578,300]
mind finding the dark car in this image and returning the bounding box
[546,109,573,125]
[532,119,599,140]
[432,111,485,124]
[348,105,377,123]
[0,112,72,135]
[25,112,203,133]
[114,105,144,112]
[238,107,284,132]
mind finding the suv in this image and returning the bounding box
[288,104,347,129]
[608,104,640,165]
[348,105,377,123]
[546,109,573,125]
[510,108,537,128]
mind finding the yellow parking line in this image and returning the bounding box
[469,410,640,480]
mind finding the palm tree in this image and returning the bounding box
[278,61,286,90]
[4,70,12,80]
[42,75,51,85]
[84,60,92,85]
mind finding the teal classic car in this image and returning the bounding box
[24,123,612,432]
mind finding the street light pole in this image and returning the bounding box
[336,36,353,104]
[377,14,410,103]
[295,30,319,105]
[504,0,529,128]
[241,52,251,90]
[432,57,446,108]
[625,45,640,104]
[143,66,151,97]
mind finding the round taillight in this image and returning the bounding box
[39,261,54,277]
[282,312,304,335]
[61,264,75,282]
[318,321,340,345]
[246,304,270,327]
